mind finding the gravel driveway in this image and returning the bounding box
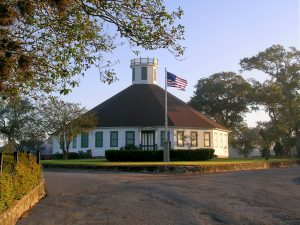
[17,167,300,225]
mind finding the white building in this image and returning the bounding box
[53,58,229,157]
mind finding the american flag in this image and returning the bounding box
[167,72,187,91]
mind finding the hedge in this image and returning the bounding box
[53,150,92,159]
[105,149,215,162]
[0,153,41,213]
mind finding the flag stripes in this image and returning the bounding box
[167,72,187,91]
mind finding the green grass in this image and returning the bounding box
[41,157,298,167]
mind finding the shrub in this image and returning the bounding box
[105,149,162,161]
[86,150,92,159]
[260,148,270,157]
[171,149,215,161]
[0,153,42,212]
[52,151,89,159]
[52,152,63,159]
[124,145,139,150]
[273,142,283,157]
[105,149,215,162]
[0,173,13,212]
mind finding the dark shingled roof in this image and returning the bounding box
[89,84,228,130]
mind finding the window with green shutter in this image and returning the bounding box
[132,68,135,81]
[204,132,211,147]
[95,132,103,147]
[191,131,198,147]
[81,132,89,148]
[110,131,118,147]
[126,131,135,146]
[160,131,170,147]
[177,131,184,147]
[141,67,147,80]
[72,136,77,148]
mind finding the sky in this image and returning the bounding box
[60,0,300,127]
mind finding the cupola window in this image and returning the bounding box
[132,68,135,81]
[141,67,147,80]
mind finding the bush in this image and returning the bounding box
[0,153,41,212]
[0,173,13,212]
[273,142,283,157]
[105,149,215,162]
[52,152,63,159]
[124,145,139,150]
[52,151,89,159]
[171,149,215,161]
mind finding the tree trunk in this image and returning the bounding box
[63,151,68,160]
[296,130,300,157]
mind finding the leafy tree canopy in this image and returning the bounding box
[0,97,45,151]
[40,97,96,159]
[189,72,252,131]
[231,126,262,158]
[0,0,185,99]
[240,45,300,155]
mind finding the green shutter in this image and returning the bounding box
[204,132,211,147]
[177,131,184,147]
[141,67,147,80]
[95,132,103,147]
[126,131,135,146]
[132,68,135,81]
[191,131,198,147]
[110,131,118,147]
[81,132,89,148]
[72,136,77,148]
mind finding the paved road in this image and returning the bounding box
[18,167,300,225]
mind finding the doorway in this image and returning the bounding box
[141,131,156,150]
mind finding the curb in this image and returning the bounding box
[42,160,300,174]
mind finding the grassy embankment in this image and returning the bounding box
[41,157,299,166]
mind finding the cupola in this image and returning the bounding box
[130,58,158,85]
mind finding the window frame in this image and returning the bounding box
[81,132,89,148]
[132,68,135,81]
[126,131,135,146]
[95,131,103,148]
[141,67,147,80]
[214,133,218,147]
[72,136,77,148]
[219,133,223,148]
[191,131,198,147]
[177,131,184,147]
[224,134,228,148]
[110,131,118,147]
[204,132,211,147]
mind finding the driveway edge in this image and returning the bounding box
[42,160,300,174]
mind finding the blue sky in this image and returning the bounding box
[61,0,300,127]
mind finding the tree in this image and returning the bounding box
[273,142,283,157]
[0,0,185,99]
[232,126,260,158]
[189,72,253,141]
[0,98,45,151]
[240,45,300,156]
[41,98,96,160]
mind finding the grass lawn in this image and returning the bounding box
[41,157,299,167]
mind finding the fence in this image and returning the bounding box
[0,150,40,174]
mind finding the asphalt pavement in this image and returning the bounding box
[17,167,300,225]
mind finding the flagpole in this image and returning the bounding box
[164,68,170,162]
